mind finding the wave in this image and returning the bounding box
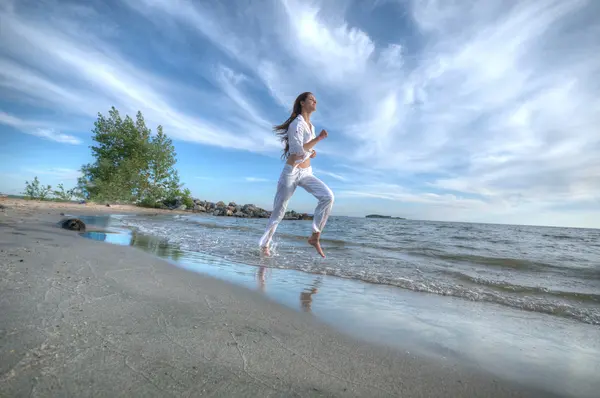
[119,216,600,326]
[434,253,560,271]
[446,271,600,303]
[255,260,600,326]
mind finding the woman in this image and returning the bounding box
[259,92,334,258]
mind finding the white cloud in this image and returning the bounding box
[0,2,279,153]
[312,168,348,182]
[0,111,82,144]
[245,177,270,183]
[30,129,82,145]
[0,111,23,126]
[22,167,81,180]
[280,0,375,86]
[338,182,488,209]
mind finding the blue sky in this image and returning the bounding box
[1,0,599,228]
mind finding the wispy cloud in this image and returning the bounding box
[29,129,82,145]
[0,111,82,144]
[0,1,279,153]
[338,183,488,209]
[22,167,81,180]
[312,168,349,182]
[245,177,270,183]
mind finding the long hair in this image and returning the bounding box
[274,92,312,159]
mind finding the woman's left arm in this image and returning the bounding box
[302,129,327,152]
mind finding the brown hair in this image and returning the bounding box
[274,92,312,159]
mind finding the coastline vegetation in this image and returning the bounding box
[22,107,193,209]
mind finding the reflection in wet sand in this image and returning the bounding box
[256,266,267,293]
[300,278,322,312]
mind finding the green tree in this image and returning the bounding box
[78,107,188,206]
[23,176,52,200]
[140,125,182,207]
[181,188,194,209]
[52,183,76,201]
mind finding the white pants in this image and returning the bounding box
[259,165,334,248]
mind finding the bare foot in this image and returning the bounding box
[261,246,271,256]
[308,233,325,258]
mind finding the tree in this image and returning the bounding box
[78,107,188,206]
[23,177,52,200]
[52,183,76,201]
[140,125,182,207]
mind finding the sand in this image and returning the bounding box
[0,200,554,397]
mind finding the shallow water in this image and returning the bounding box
[77,214,600,398]
[117,214,600,325]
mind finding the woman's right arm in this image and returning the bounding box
[288,120,306,156]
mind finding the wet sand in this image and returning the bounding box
[0,200,554,397]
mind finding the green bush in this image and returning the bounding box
[23,177,52,200]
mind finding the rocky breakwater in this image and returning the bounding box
[190,200,313,220]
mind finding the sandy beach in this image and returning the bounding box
[1,199,556,397]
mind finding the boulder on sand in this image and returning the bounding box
[61,218,86,232]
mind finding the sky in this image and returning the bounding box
[1,0,599,228]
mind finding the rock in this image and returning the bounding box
[105,203,111,207]
[61,218,86,232]
[177,205,187,211]
[186,198,301,220]
[283,211,312,221]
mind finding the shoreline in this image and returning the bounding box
[0,197,190,216]
[0,197,312,221]
[83,212,600,398]
[0,201,561,397]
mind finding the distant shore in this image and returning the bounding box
[0,199,554,397]
[365,214,406,219]
[1,196,312,220]
[0,197,187,216]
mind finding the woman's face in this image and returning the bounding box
[302,94,317,113]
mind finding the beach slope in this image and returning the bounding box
[0,204,552,397]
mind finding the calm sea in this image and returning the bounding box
[112,214,600,326]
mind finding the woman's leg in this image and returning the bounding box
[298,171,334,257]
[259,167,298,250]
